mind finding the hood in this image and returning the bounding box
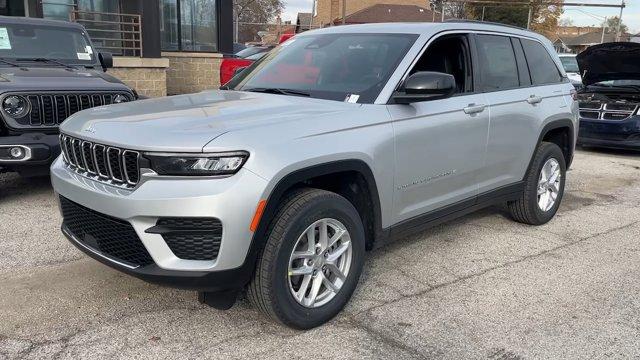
[60,90,358,152]
[576,42,640,86]
[0,66,130,92]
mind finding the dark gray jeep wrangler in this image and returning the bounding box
[0,16,136,177]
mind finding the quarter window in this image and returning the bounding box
[476,35,519,91]
[521,39,563,85]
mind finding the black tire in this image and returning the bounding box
[508,141,566,225]
[247,188,365,329]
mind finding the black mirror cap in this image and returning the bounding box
[393,71,456,104]
[98,52,114,71]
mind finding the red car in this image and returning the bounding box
[219,35,295,86]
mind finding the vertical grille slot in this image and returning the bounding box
[103,94,113,105]
[54,95,67,123]
[92,94,103,107]
[82,141,97,174]
[64,136,75,167]
[107,147,124,182]
[79,95,91,110]
[122,151,140,185]
[42,95,55,125]
[68,95,80,115]
[93,144,109,178]
[28,95,41,125]
[71,139,85,170]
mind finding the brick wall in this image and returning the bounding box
[107,57,169,98]
[163,52,222,95]
[313,0,426,26]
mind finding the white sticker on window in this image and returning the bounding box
[85,45,93,54]
[345,94,360,103]
[77,52,91,60]
[0,28,11,50]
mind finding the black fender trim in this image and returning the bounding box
[526,119,575,175]
[239,160,384,286]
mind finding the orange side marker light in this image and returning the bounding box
[250,200,267,232]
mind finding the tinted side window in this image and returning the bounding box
[511,37,531,86]
[521,39,562,85]
[476,35,519,91]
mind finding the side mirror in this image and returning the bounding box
[393,71,456,104]
[98,52,113,71]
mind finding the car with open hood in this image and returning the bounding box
[0,16,136,177]
[52,21,577,329]
[576,42,640,150]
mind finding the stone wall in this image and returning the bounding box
[107,57,169,98]
[163,52,223,95]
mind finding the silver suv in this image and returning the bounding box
[51,22,578,329]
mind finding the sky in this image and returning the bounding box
[280,0,639,34]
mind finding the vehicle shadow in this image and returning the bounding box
[577,145,640,158]
[0,172,52,203]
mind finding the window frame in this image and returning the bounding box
[161,0,220,53]
[519,37,565,86]
[474,33,521,93]
[387,31,478,104]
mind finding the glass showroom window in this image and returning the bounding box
[161,0,218,52]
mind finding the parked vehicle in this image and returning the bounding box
[0,16,136,177]
[220,46,273,86]
[52,22,578,329]
[576,42,640,151]
[558,53,582,88]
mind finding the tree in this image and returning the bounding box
[558,18,573,26]
[602,16,628,34]
[234,0,284,43]
[465,0,563,38]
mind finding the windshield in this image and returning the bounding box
[235,46,271,59]
[230,33,418,103]
[559,56,579,73]
[0,23,96,65]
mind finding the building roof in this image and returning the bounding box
[333,4,445,24]
[561,30,630,46]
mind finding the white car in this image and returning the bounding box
[558,53,582,86]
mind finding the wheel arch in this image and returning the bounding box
[238,159,384,286]
[526,119,575,177]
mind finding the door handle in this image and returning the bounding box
[526,95,542,105]
[463,103,486,114]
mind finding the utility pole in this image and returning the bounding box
[601,16,606,43]
[526,3,532,29]
[342,0,346,25]
[441,0,445,22]
[615,1,624,41]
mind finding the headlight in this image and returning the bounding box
[2,95,29,117]
[145,152,249,176]
[113,94,129,103]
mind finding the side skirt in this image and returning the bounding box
[374,182,524,248]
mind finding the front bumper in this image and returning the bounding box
[0,133,60,166]
[51,156,269,291]
[578,115,640,150]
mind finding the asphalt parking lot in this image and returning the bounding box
[1,148,639,359]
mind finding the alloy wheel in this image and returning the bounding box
[537,157,561,212]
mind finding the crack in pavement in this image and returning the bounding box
[353,220,640,318]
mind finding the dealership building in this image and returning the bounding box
[0,0,233,97]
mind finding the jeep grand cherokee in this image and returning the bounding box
[52,22,578,329]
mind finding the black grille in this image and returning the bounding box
[60,196,153,267]
[148,218,222,261]
[60,134,140,187]
[579,101,638,121]
[2,92,130,128]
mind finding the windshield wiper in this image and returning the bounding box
[244,87,311,97]
[16,58,78,70]
[0,58,21,68]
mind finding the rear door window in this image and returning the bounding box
[475,35,519,92]
[520,39,563,85]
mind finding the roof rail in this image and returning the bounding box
[444,19,528,31]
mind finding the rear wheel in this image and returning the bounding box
[247,188,365,329]
[508,142,566,225]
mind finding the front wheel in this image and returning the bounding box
[508,142,566,225]
[247,188,365,329]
